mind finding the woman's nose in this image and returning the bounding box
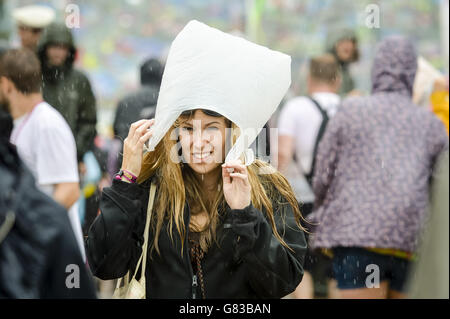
[192,129,208,148]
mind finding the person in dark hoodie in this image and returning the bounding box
[308,36,448,298]
[326,28,359,97]
[0,103,96,299]
[111,58,164,173]
[113,58,164,142]
[37,22,97,164]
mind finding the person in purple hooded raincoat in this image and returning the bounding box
[308,36,448,299]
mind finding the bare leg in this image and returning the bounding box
[291,271,315,299]
[338,281,389,299]
[327,278,340,299]
[388,289,408,299]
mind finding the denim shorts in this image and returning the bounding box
[332,247,412,292]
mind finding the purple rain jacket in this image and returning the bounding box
[308,36,448,253]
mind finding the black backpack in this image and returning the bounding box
[293,97,330,186]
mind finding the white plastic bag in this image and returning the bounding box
[147,20,291,164]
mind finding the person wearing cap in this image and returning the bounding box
[12,5,55,51]
[86,20,307,299]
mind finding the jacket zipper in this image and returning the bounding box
[184,201,199,299]
[192,274,198,299]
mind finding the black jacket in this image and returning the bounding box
[0,111,97,298]
[86,177,307,299]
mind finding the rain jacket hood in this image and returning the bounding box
[371,36,417,97]
[37,23,77,82]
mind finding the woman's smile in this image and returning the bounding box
[192,150,214,162]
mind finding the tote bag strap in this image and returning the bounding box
[131,181,156,280]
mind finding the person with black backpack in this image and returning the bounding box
[277,53,342,298]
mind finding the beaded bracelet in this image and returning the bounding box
[115,169,138,183]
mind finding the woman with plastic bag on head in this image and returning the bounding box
[86,20,307,299]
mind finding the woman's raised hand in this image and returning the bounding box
[121,119,155,177]
[222,160,252,210]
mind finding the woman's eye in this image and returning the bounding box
[206,126,219,131]
[181,127,193,132]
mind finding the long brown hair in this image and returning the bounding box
[138,109,306,256]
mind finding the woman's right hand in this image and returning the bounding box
[121,119,155,177]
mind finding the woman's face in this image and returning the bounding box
[335,39,355,63]
[178,110,228,175]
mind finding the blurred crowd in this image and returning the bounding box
[0,3,448,299]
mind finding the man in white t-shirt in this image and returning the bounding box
[0,48,85,261]
[277,54,342,298]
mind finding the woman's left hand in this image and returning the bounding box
[222,160,252,210]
